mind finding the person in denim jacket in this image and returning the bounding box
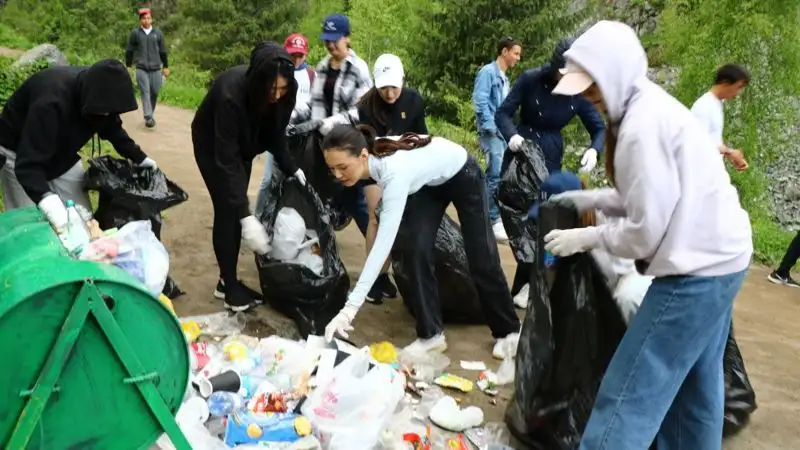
[473,38,521,243]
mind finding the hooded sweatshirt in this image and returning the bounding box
[192,42,299,219]
[562,21,752,277]
[0,59,146,203]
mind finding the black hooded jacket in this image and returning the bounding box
[191,42,298,218]
[0,59,146,203]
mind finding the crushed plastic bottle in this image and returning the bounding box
[60,200,92,254]
[206,391,245,417]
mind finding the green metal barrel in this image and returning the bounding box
[0,207,190,450]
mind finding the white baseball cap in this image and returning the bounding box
[552,60,594,96]
[373,53,404,89]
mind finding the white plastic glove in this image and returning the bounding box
[549,190,597,213]
[294,169,307,186]
[38,193,69,232]
[139,157,158,170]
[319,117,337,135]
[324,305,358,342]
[544,228,600,257]
[508,134,524,152]
[579,148,598,173]
[240,215,271,255]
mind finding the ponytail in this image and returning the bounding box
[322,124,432,157]
[604,125,617,186]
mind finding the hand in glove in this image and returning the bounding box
[294,169,307,186]
[324,305,358,342]
[544,227,599,257]
[38,193,69,232]
[508,134,524,152]
[579,148,598,173]
[549,190,597,213]
[139,157,158,170]
[240,215,271,255]
[319,117,337,135]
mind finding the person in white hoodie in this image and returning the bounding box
[544,21,753,450]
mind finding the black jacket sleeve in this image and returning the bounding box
[97,116,148,163]
[575,97,606,152]
[13,102,62,204]
[267,131,298,176]
[496,71,531,141]
[158,29,168,68]
[125,29,137,67]
[410,92,428,134]
[214,97,252,219]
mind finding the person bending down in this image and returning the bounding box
[321,124,520,359]
[191,42,306,312]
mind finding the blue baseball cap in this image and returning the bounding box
[527,170,582,220]
[320,14,350,41]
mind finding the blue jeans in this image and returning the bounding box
[254,153,274,218]
[580,269,747,450]
[478,130,506,224]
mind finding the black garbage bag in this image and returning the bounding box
[255,174,350,338]
[392,214,484,323]
[496,139,550,265]
[505,202,627,449]
[85,156,189,299]
[723,324,758,437]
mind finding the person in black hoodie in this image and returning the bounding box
[354,53,427,304]
[0,59,155,231]
[192,41,306,311]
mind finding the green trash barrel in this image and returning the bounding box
[0,207,191,449]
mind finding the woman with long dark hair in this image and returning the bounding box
[320,125,520,358]
[192,42,306,312]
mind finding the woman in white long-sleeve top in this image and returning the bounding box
[320,124,520,358]
[542,21,753,450]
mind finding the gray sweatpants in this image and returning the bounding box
[0,146,91,212]
[135,68,163,120]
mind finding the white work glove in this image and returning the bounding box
[319,117,337,135]
[579,148,598,173]
[139,157,158,170]
[324,305,359,342]
[38,193,69,232]
[294,169,307,186]
[240,215,271,255]
[544,228,600,257]
[508,134,524,152]
[549,190,596,213]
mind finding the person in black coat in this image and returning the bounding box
[192,41,306,311]
[0,59,155,231]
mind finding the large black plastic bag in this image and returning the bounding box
[392,215,485,323]
[505,202,627,449]
[723,324,757,437]
[85,155,189,299]
[255,174,350,338]
[496,139,550,265]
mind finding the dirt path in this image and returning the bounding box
[121,104,800,449]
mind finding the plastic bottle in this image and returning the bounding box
[206,391,245,417]
[74,203,94,222]
[63,200,92,253]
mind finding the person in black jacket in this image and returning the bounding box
[192,41,306,312]
[0,59,156,232]
[354,53,427,304]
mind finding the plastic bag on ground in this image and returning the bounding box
[504,202,627,449]
[496,140,550,265]
[85,155,189,299]
[723,323,758,437]
[392,214,485,323]
[256,175,350,338]
[301,349,405,450]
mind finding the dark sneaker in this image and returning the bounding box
[145,118,156,128]
[214,279,264,304]
[378,273,398,299]
[767,271,800,288]
[366,281,384,305]
[222,283,258,312]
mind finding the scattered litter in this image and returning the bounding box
[434,373,474,393]
[369,341,398,364]
[428,396,484,432]
[476,371,498,396]
[459,360,487,371]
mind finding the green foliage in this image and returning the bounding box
[0,56,49,105]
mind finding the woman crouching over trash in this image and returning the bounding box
[321,124,520,358]
[192,42,307,312]
[543,21,752,449]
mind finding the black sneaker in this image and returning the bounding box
[145,118,156,128]
[767,271,800,288]
[366,281,384,305]
[222,283,258,312]
[378,273,398,298]
[214,279,264,304]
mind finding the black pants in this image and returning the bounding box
[397,157,520,339]
[195,150,253,289]
[776,230,800,277]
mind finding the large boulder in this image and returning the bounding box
[12,44,68,68]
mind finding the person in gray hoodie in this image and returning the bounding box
[125,7,169,128]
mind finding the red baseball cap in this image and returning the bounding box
[284,33,309,56]
[138,8,151,16]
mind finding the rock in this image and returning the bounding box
[12,44,68,68]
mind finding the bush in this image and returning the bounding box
[0,56,50,105]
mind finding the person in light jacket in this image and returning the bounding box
[543,21,752,450]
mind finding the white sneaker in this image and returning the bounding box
[513,284,530,309]
[492,332,519,360]
[492,222,509,243]
[403,333,448,355]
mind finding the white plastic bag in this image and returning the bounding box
[614,272,653,325]
[271,207,307,261]
[302,349,405,450]
[293,247,324,275]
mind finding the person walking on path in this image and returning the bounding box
[192,42,306,312]
[690,63,750,171]
[125,7,169,128]
[545,20,752,450]
[768,232,800,287]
